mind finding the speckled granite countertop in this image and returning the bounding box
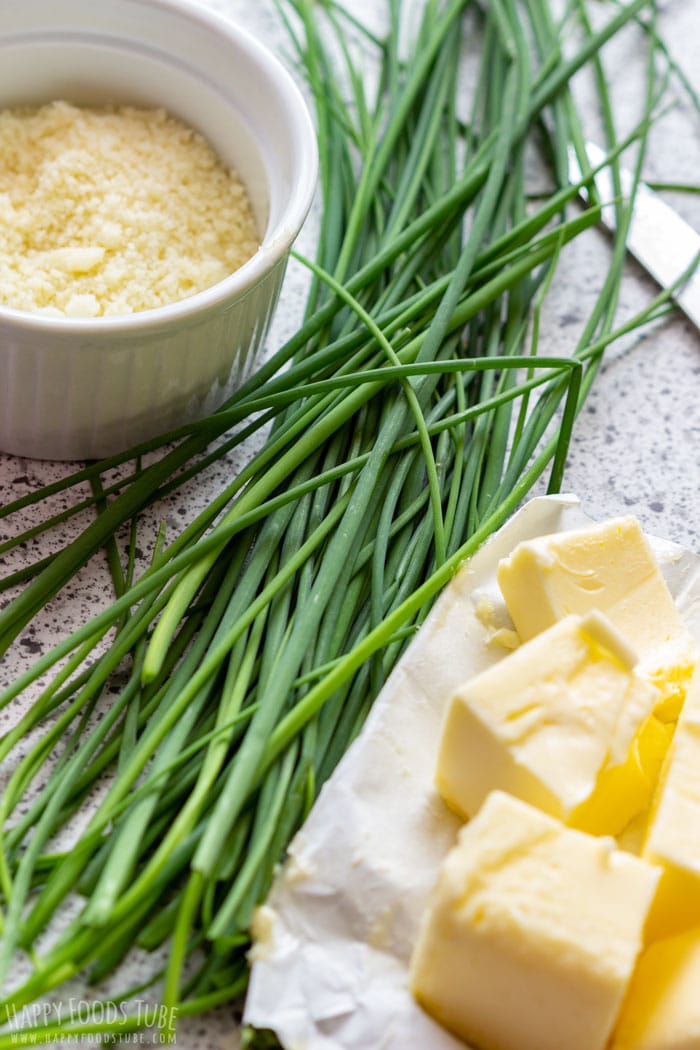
[0,1,698,1047]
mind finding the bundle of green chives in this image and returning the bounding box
[0,0,684,1043]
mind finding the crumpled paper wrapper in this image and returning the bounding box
[243,494,700,1050]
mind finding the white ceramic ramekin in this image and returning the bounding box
[0,0,317,460]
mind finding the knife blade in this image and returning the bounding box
[569,141,700,331]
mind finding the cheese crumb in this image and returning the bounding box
[0,100,259,316]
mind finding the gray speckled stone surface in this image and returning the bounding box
[0,0,698,1047]
[527,1,700,548]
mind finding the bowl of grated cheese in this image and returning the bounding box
[0,0,318,460]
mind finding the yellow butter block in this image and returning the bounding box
[615,719,674,855]
[410,791,660,1050]
[435,612,659,833]
[497,516,696,721]
[644,669,700,940]
[612,926,700,1049]
[572,713,674,838]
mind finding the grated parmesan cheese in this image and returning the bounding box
[0,100,260,317]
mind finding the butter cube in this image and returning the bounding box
[612,927,700,1049]
[643,668,700,939]
[497,516,696,720]
[435,612,659,833]
[573,713,674,838]
[410,791,660,1050]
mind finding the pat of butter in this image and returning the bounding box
[572,712,674,838]
[611,927,700,1049]
[643,669,700,940]
[410,791,660,1050]
[497,516,696,720]
[435,613,660,833]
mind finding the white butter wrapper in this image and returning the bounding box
[243,494,700,1050]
